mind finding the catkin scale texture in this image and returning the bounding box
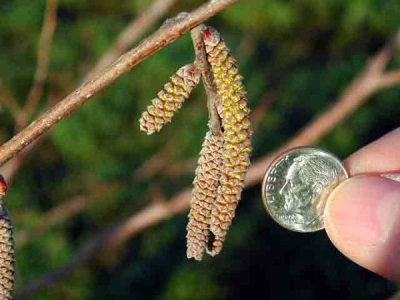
[203,27,252,255]
[0,208,14,300]
[186,131,223,261]
[139,64,201,134]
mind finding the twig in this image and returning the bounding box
[13,29,400,297]
[14,182,117,247]
[84,0,178,81]
[12,226,116,300]
[0,0,239,167]
[132,139,176,181]
[0,81,21,121]
[191,24,221,132]
[388,290,400,300]
[17,0,58,130]
[377,71,400,89]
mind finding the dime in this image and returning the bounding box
[262,147,348,232]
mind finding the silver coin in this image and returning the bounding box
[262,147,348,232]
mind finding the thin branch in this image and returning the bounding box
[388,290,400,300]
[13,29,400,297]
[377,71,400,89]
[191,24,221,132]
[0,81,21,120]
[133,139,176,181]
[0,0,239,167]
[12,226,116,300]
[14,182,117,247]
[17,0,58,130]
[85,0,178,81]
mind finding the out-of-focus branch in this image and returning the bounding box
[14,181,117,247]
[12,226,116,300]
[388,289,400,300]
[84,0,178,81]
[0,0,239,168]
[0,81,21,120]
[0,0,58,185]
[133,139,176,181]
[13,29,400,298]
[377,71,400,89]
[246,30,400,187]
[17,0,58,130]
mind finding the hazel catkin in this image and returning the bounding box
[202,26,252,256]
[186,130,223,261]
[139,64,201,134]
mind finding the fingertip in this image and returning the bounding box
[325,176,400,282]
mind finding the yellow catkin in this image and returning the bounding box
[186,131,223,260]
[202,27,252,255]
[139,64,201,134]
[0,209,14,300]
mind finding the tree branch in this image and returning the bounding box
[84,0,178,81]
[0,0,239,167]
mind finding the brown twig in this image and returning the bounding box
[191,24,221,132]
[13,29,400,297]
[388,290,400,300]
[0,81,21,121]
[132,139,176,181]
[14,182,117,247]
[84,0,179,82]
[0,0,239,168]
[17,0,58,131]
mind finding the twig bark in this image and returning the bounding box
[13,29,400,297]
[191,24,221,132]
[84,0,178,81]
[0,0,238,167]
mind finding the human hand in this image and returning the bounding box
[324,128,400,282]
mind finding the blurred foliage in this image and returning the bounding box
[0,0,399,299]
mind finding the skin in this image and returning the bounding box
[324,127,400,282]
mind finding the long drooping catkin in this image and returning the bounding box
[186,131,223,261]
[139,64,201,134]
[0,209,14,300]
[202,27,252,255]
[0,177,14,299]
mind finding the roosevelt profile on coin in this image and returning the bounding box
[262,147,349,232]
[279,154,339,226]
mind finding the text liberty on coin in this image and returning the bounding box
[262,147,348,232]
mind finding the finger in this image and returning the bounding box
[344,127,400,176]
[325,176,400,282]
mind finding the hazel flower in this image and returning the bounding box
[186,131,223,261]
[202,27,252,255]
[140,64,201,134]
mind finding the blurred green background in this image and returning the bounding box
[0,0,399,299]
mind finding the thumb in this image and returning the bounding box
[325,176,400,282]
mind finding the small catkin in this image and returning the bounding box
[202,27,252,255]
[139,64,201,134]
[0,208,14,300]
[186,131,223,261]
